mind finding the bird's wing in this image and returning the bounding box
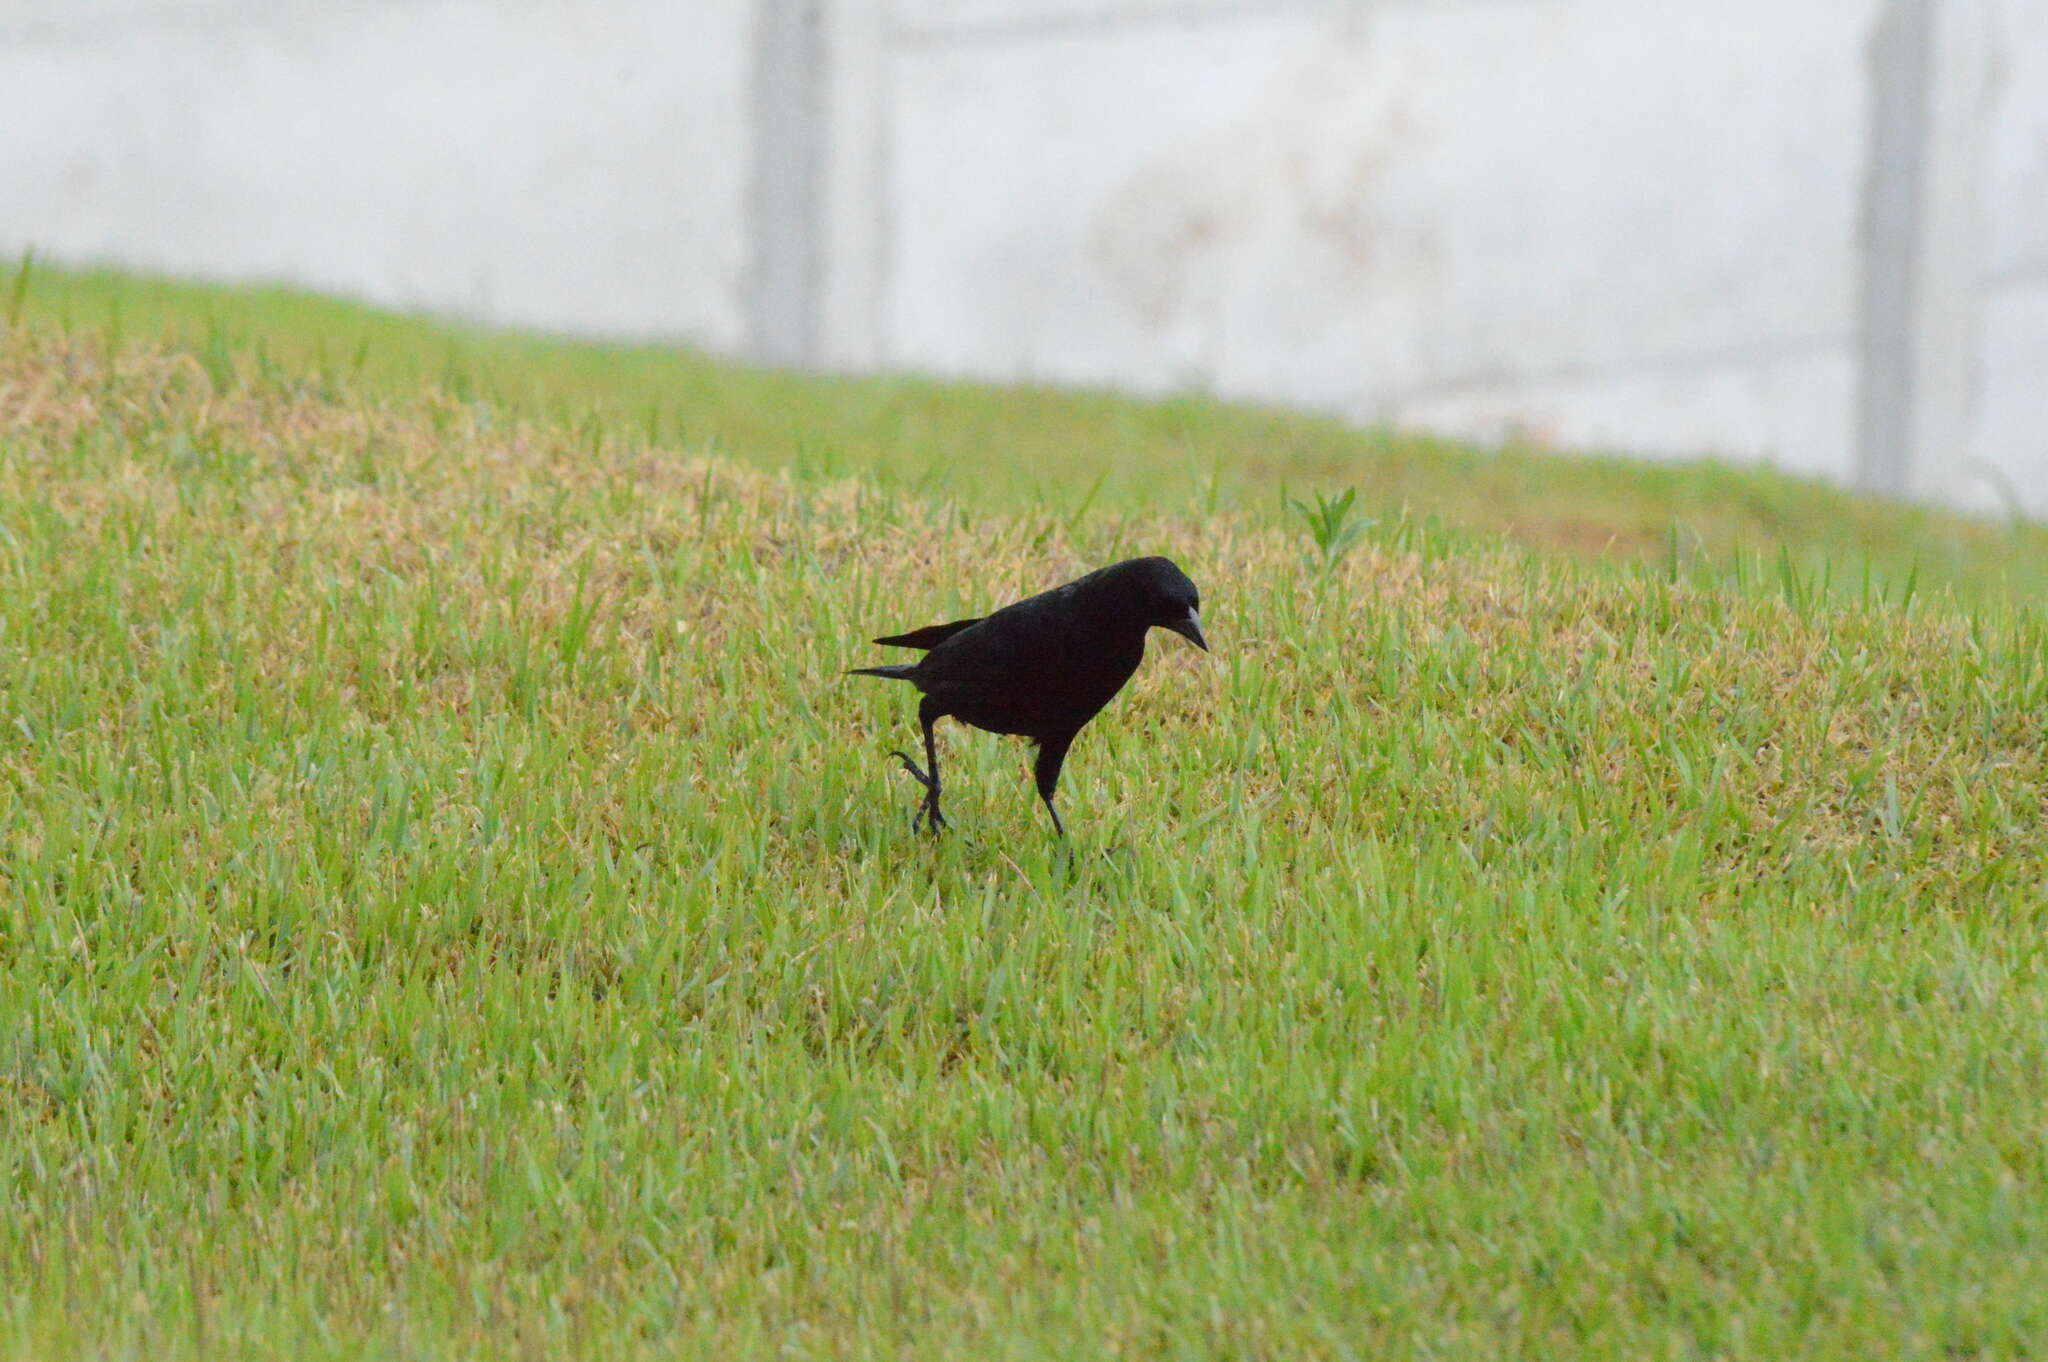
[909,590,1146,738]
[873,617,983,650]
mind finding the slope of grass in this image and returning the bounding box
[5,324,2048,1359]
[15,258,2048,606]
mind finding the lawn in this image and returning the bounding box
[17,257,2048,606]
[3,277,2047,1358]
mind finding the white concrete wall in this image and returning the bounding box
[1,0,2042,514]
[889,1,1873,483]
[0,0,755,346]
[1978,0,2048,513]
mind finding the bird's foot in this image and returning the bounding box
[891,751,946,834]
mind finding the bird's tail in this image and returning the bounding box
[847,664,918,681]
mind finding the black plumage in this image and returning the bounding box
[849,556,1207,835]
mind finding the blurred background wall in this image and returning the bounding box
[3,0,2044,513]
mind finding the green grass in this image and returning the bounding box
[16,258,2048,605]
[5,295,2048,1358]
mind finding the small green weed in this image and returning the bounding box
[1289,485,1371,571]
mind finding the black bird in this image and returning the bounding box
[849,556,1207,835]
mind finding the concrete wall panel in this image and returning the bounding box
[1973,286,2048,513]
[895,0,1281,35]
[889,0,1874,475]
[0,0,754,345]
[1971,0,2048,510]
[1987,0,2048,278]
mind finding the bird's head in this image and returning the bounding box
[1109,556,1207,651]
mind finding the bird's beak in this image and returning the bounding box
[1165,607,1208,652]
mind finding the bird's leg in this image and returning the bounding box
[889,708,946,833]
[1033,732,1075,839]
[886,750,937,832]
[889,750,934,789]
[1039,790,1066,838]
[919,712,946,833]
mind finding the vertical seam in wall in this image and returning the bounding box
[749,0,826,367]
[1855,0,1934,497]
